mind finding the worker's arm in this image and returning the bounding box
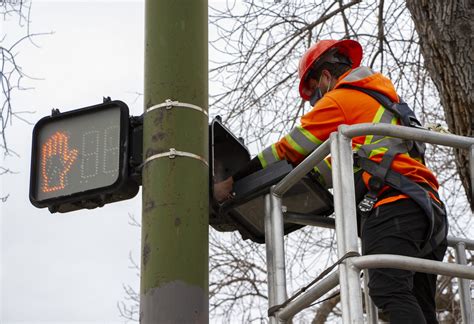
[214,96,343,202]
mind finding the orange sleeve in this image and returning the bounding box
[272,96,346,166]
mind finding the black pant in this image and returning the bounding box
[361,198,447,324]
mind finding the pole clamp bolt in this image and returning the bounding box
[169,148,176,159]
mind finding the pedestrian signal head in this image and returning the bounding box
[29,100,139,213]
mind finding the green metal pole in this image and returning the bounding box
[141,0,208,322]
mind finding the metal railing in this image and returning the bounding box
[264,123,474,323]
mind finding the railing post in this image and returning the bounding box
[338,130,365,323]
[363,269,378,324]
[265,189,288,323]
[330,131,364,323]
[454,242,472,324]
[265,194,276,309]
[330,132,350,323]
[270,191,288,308]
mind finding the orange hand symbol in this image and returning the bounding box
[41,131,79,193]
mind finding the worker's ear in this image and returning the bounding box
[321,69,332,82]
[322,69,337,90]
[319,69,334,93]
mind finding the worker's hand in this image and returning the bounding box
[213,176,235,202]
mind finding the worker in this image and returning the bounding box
[214,39,448,324]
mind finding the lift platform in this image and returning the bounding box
[211,118,474,323]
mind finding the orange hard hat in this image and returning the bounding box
[298,39,363,100]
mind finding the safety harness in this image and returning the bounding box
[340,84,447,255]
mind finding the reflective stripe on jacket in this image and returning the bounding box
[257,67,439,207]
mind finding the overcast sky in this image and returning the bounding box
[1,0,245,322]
[2,2,145,323]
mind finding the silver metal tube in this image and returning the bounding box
[277,270,340,321]
[283,221,474,251]
[281,222,474,252]
[330,132,351,324]
[273,140,331,197]
[454,242,472,324]
[336,131,364,323]
[340,124,474,149]
[330,133,346,257]
[350,254,474,279]
[363,269,378,324]
[264,194,276,308]
[270,189,288,307]
[448,236,474,250]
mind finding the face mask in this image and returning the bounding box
[309,88,322,106]
[309,74,324,106]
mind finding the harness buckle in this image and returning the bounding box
[368,176,384,192]
[358,194,377,212]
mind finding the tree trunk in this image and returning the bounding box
[405,0,473,209]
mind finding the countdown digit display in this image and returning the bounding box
[29,100,138,212]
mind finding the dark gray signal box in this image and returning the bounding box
[209,117,334,243]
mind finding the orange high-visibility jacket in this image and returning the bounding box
[258,67,439,207]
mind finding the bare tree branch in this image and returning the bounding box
[1,0,52,155]
[119,1,471,322]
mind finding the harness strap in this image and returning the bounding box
[357,142,408,212]
[357,157,442,243]
[339,84,426,160]
[339,84,420,127]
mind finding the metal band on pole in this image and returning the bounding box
[141,148,209,169]
[147,99,208,117]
